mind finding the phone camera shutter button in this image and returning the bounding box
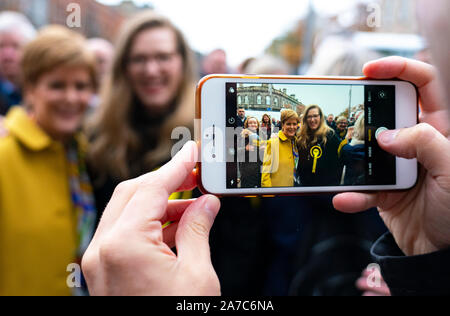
[375,127,388,139]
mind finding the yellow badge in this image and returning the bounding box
[310,146,323,174]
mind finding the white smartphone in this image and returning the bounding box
[196,75,418,197]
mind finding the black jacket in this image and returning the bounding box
[297,131,342,186]
[372,232,450,296]
[238,132,263,188]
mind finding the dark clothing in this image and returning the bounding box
[297,131,342,186]
[326,120,336,130]
[260,124,272,141]
[285,195,387,296]
[372,232,450,296]
[334,127,347,142]
[342,142,365,185]
[238,132,262,188]
[236,115,246,128]
[0,79,21,115]
[210,197,270,295]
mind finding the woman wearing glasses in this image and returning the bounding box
[296,105,342,186]
[87,11,197,213]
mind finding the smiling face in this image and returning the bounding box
[306,108,321,131]
[247,118,258,132]
[127,27,183,113]
[282,118,298,138]
[27,66,93,141]
[337,119,348,132]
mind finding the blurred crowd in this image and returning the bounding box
[0,0,448,297]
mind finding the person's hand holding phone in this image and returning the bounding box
[82,141,221,296]
[333,57,450,256]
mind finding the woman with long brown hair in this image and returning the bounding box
[87,11,197,211]
[260,113,272,140]
[296,104,342,186]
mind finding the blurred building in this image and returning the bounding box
[0,0,151,41]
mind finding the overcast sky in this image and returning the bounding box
[243,83,364,116]
[97,0,361,67]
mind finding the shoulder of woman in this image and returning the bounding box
[327,129,340,141]
[326,128,336,137]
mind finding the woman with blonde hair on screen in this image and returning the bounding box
[261,109,299,187]
[296,104,342,186]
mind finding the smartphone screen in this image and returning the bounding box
[225,82,396,189]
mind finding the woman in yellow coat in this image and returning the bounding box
[0,27,97,295]
[261,109,299,187]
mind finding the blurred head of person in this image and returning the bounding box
[307,37,382,77]
[88,11,197,180]
[21,25,96,142]
[86,38,114,86]
[245,54,291,75]
[244,116,259,133]
[297,105,331,149]
[261,114,271,126]
[236,57,256,74]
[280,109,299,139]
[0,11,36,85]
[201,49,228,75]
[237,107,245,119]
[352,114,365,142]
[327,114,334,123]
[336,116,348,132]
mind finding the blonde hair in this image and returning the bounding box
[353,114,365,141]
[336,116,348,124]
[280,109,299,126]
[21,25,96,91]
[88,11,197,180]
[244,116,260,130]
[297,105,332,150]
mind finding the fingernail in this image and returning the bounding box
[378,129,399,144]
[203,195,220,218]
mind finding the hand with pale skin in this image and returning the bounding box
[241,128,252,138]
[81,141,221,296]
[333,56,450,256]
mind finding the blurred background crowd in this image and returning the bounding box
[0,0,428,296]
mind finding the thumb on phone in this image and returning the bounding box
[377,123,450,175]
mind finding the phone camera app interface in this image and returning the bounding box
[225,82,396,189]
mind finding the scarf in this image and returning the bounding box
[66,138,97,295]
